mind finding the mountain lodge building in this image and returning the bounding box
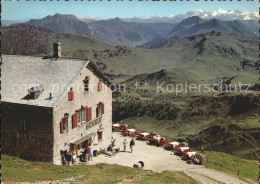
[1,43,112,165]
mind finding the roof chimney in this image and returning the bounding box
[53,41,61,58]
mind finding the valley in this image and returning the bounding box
[1,24,258,86]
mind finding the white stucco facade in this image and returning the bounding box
[52,65,112,165]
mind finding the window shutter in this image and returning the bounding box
[68,91,74,101]
[102,103,104,114]
[60,120,64,134]
[87,107,92,121]
[97,82,101,92]
[72,113,77,129]
[71,91,74,101]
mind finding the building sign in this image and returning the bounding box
[86,116,102,130]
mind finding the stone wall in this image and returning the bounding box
[2,102,54,162]
[52,64,112,165]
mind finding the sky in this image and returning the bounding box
[2,0,259,21]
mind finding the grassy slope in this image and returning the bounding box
[123,116,213,140]
[2,155,198,184]
[134,171,198,184]
[114,92,260,160]
[202,151,259,181]
[2,153,257,182]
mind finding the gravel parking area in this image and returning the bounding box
[89,132,252,184]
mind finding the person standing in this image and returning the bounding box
[86,145,90,161]
[82,150,87,164]
[123,139,128,152]
[130,138,135,153]
[72,152,77,165]
[65,152,72,166]
[89,146,93,161]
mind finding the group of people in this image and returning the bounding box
[123,138,135,153]
[63,152,77,166]
[63,145,94,166]
[80,145,94,164]
[110,137,135,157]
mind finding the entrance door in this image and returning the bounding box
[60,150,67,165]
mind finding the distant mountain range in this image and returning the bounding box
[168,16,256,36]
[22,14,174,47]
[81,8,258,23]
[7,9,258,47]
[138,16,257,48]
[1,24,258,86]
[88,18,174,47]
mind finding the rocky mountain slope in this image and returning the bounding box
[26,13,91,34]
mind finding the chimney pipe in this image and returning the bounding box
[53,41,61,58]
[49,93,52,99]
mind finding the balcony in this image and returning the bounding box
[86,116,102,130]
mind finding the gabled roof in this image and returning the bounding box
[2,55,108,108]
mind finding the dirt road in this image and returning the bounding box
[89,132,254,184]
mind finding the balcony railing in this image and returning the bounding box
[86,116,102,130]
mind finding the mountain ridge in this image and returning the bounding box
[168,16,255,37]
[138,16,256,48]
[26,13,92,34]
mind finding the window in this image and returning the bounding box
[97,81,102,92]
[96,102,104,117]
[81,108,87,122]
[74,106,92,127]
[63,117,68,131]
[60,115,69,133]
[68,88,74,101]
[83,76,90,92]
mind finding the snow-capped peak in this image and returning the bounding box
[172,8,259,22]
[211,8,228,16]
[194,9,205,14]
